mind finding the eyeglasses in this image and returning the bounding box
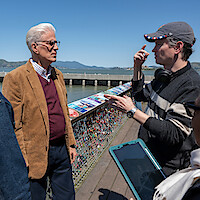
[183,101,200,117]
[35,40,60,47]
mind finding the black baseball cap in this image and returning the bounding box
[144,22,195,46]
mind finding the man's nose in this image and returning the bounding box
[54,43,59,50]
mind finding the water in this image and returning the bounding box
[0,66,155,75]
[0,82,108,104]
[66,85,109,103]
[59,68,134,75]
[0,66,153,103]
[1,66,199,103]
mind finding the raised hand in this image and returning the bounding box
[134,44,149,69]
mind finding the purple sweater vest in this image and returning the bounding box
[38,74,66,142]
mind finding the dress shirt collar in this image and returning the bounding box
[30,58,52,82]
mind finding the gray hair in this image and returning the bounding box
[26,23,56,52]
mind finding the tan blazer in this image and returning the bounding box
[2,61,76,179]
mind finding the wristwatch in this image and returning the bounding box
[127,107,137,118]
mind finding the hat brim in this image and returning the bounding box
[144,32,168,42]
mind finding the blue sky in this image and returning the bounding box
[1,0,200,68]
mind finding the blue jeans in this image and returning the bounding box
[30,142,75,200]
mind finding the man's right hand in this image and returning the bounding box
[133,45,149,81]
[134,44,149,69]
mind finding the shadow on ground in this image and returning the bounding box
[98,188,128,200]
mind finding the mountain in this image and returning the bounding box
[0,59,200,70]
[0,59,26,68]
[191,62,200,69]
[53,61,105,69]
[0,59,106,69]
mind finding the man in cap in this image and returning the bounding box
[105,22,200,176]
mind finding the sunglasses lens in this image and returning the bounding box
[49,41,54,46]
[50,41,60,47]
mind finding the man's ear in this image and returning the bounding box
[174,41,184,54]
[31,43,39,54]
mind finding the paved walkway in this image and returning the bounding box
[76,118,140,200]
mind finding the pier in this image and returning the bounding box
[76,118,140,200]
[66,83,143,200]
[0,72,153,86]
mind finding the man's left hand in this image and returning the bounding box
[69,147,77,163]
[104,94,135,112]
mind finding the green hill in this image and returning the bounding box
[0,59,106,69]
[0,59,200,70]
[0,59,26,68]
[191,62,200,69]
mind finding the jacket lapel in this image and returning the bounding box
[54,80,66,111]
[25,62,49,132]
[53,73,68,119]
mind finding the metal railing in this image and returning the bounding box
[71,105,127,189]
[46,83,134,198]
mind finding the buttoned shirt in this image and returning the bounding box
[30,58,52,82]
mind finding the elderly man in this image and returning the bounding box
[105,22,200,176]
[2,23,76,200]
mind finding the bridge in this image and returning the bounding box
[0,72,153,86]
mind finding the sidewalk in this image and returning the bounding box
[76,118,140,200]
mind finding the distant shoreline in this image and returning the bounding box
[1,59,200,71]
